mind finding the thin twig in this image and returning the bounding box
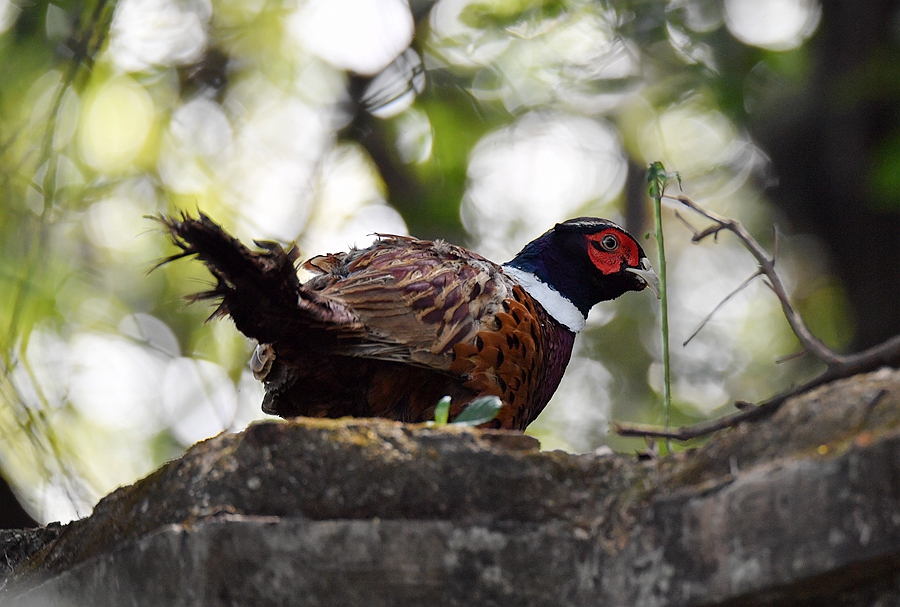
[683,269,762,346]
[673,210,699,237]
[772,226,780,262]
[775,350,807,364]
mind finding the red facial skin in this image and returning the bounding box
[585,228,641,275]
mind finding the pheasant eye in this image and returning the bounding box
[600,234,619,251]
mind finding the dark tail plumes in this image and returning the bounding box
[156,213,303,344]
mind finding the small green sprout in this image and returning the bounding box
[432,395,503,427]
[434,395,452,425]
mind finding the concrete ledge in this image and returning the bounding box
[6,369,900,606]
[607,435,900,605]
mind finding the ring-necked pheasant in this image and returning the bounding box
[159,213,658,430]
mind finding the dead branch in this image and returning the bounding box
[616,194,900,442]
[671,194,843,366]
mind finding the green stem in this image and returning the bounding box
[647,162,674,450]
[653,190,671,438]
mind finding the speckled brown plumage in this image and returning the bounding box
[450,287,575,429]
[158,212,655,430]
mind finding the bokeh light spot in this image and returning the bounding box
[299,143,408,255]
[79,77,154,172]
[108,0,211,72]
[68,332,168,434]
[0,0,20,34]
[463,112,626,261]
[724,0,820,51]
[639,102,738,176]
[162,358,238,445]
[288,0,414,75]
[158,96,233,193]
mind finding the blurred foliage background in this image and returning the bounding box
[1,0,899,526]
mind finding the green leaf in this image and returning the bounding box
[646,161,681,200]
[646,160,666,199]
[434,395,451,425]
[451,396,503,426]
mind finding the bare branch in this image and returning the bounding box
[615,368,894,441]
[615,193,900,443]
[665,194,845,367]
[616,379,812,441]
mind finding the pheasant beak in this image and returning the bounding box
[626,258,660,299]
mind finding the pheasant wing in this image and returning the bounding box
[302,235,512,370]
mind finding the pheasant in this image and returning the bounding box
[159,213,658,430]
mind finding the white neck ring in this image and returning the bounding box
[502,265,586,333]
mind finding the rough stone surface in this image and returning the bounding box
[5,368,900,606]
[0,525,62,578]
